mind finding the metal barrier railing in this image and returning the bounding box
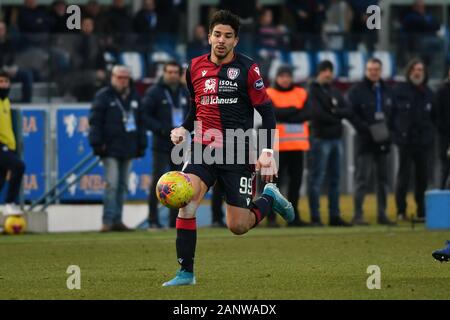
[27,152,100,212]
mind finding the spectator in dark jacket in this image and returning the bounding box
[347,0,379,51]
[434,67,450,189]
[402,0,440,34]
[18,0,51,33]
[65,17,107,101]
[347,58,396,226]
[133,0,159,34]
[88,65,148,232]
[142,61,189,229]
[391,59,435,221]
[103,0,133,46]
[186,24,209,61]
[307,60,352,227]
[18,0,51,46]
[286,0,328,50]
[49,0,70,33]
[0,22,34,103]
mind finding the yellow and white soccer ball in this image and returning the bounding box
[3,215,27,235]
[156,171,194,209]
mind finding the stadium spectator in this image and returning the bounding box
[391,59,435,221]
[346,0,378,51]
[88,65,148,232]
[266,65,311,227]
[211,184,226,228]
[133,0,159,34]
[402,0,441,72]
[347,58,396,226]
[142,61,189,229]
[103,0,133,46]
[18,0,51,33]
[0,21,34,103]
[186,24,209,61]
[256,7,288,51]
[286,0,328,50]
[155,0,186,34]
[434,67,450,189]
[82,0,109,33]
[49,0,69,33]
[65,17,107,101]
[0,71,25,216]
[307,60,352,227]
[402,0,440,35]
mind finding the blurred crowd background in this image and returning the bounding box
[0,0,449,103]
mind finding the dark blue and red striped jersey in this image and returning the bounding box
[182,53,272,148]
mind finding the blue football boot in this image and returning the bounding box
[262,183,295,223]
[432,240,450,262]
[162,269,196,287]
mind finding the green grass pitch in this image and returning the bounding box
[0,195,449,300]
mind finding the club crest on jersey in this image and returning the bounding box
[203,78,217,93]
[227,67,240,80]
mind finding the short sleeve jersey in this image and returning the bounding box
[186,53,271,148]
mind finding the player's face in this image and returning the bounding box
[208,24,238,61]
[164,65,181,85]
[365,61,382,83]
[0,76,10,89]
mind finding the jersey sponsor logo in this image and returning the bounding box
[254,66,260,76]
[254,78,264,90]
[203,78,217,93]
[227,67,240,80]
[200,95,238,105]
[201,70,207,77]
[218,79,238,93]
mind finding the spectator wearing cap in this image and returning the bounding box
[266,65,311,227]
[307,60,352,227]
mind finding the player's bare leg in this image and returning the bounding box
[162,173,208,287]
[226,205,256,235]
[226,183,296,236]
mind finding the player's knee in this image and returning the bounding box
[228,221,249,235]
[178,201,197,219]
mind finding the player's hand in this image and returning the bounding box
[256,150,278,183]
[170,126,187,145]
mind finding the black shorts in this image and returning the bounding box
[182,145,256,209]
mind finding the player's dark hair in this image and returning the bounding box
[0,70,10,80]
[164,60,182,74]
[317,60,334,73]
[209,10,240,37]
[367,57,383,66]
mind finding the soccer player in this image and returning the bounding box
[162,10,295,286]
